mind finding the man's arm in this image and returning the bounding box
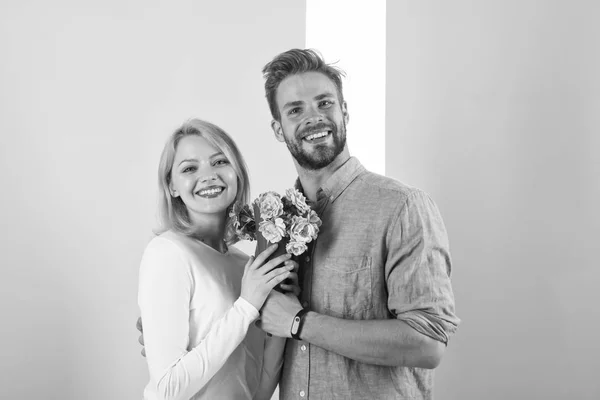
[257,292,444,369]
[257,189,458,369]
[301,312,444,368]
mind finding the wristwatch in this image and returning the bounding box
[290,308,309,340]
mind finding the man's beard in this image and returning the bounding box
[284,120,346,171]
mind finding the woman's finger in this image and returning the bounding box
[251,244,279,269]
[259,252,292,274]
[265,264,293,282]
[267,270,292,288]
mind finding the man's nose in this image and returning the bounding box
[304,107,324,125]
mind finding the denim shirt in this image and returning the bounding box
[279,157,460,400]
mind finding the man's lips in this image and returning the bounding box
[299,123,334,141]
[303,130,331,141]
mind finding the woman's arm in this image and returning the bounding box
[252,335,286,400]
[139,238,259,400]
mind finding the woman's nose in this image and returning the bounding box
[200,173,218,183]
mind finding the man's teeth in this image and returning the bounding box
[198,187,223,196]
[305,131,329,141]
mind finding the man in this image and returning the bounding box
[254,49,459,399]
[139,48,459,399]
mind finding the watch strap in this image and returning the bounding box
[290,308,309,340]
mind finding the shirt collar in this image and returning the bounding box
[294,157,365,204]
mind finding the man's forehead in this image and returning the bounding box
[276,71,338,102]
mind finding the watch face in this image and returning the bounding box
[291,316,301,334]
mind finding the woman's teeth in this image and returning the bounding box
[198,187,223,196]
[305,131,329,141]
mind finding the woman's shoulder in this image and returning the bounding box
[142,230,195,262]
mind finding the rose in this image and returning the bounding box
[286,240,308,256]
[229,202,256,241]
[258,218,286,243]
[308,209,322,230]
[285,188,311,214]
[256,191,284,220]
[289,216,318,243]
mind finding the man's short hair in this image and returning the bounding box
[262,48,346,121]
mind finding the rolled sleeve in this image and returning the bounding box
[385,190,460,344]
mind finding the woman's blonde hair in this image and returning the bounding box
[155,119,250,245]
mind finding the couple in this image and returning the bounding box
[137,48,460,400]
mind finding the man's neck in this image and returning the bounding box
[295,150,351,203]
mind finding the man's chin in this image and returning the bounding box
[287,138,345,170]
[296,151,338,170]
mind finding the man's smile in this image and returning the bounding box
[304,130,331,142]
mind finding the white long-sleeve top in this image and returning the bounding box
[138,230,276,400]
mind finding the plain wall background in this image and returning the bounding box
[387,1,600,399]
[3,1,599,399]
[0,1,304,398]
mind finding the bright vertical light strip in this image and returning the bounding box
[306,0,386,175]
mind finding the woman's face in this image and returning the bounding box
[170,135,238,223]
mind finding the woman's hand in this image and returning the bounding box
[241,244,295,310]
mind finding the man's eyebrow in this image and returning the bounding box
[282,100,304,110]
[315,93,336,101]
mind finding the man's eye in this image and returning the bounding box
[288,108,300,115]
[319,100,333,107]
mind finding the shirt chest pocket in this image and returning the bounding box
[313,256,373,318]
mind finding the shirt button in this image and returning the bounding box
[302,301,309,308]
[300,390,306,397]
[330,195,334,201]
[301,344,307,351]
[305,256,310,263]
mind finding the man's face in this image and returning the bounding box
[272,71,349,170]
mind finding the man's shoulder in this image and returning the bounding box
[355,169,425,203]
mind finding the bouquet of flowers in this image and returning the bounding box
[229,188,322,257]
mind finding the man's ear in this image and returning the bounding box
[342,101,349,125]
[271,120,285,143]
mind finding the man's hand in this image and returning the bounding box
[136,317,146,357]
[278,260,300,297]
[256,290,303,337]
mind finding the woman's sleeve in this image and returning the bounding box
[138,238,259,400]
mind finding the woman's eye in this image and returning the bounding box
[214,159,229,166]
[182,166,196,173]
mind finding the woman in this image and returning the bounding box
[138,119,297,400]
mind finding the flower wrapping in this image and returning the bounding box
[229,188,322,260]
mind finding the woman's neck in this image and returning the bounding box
[188,212,227,253]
